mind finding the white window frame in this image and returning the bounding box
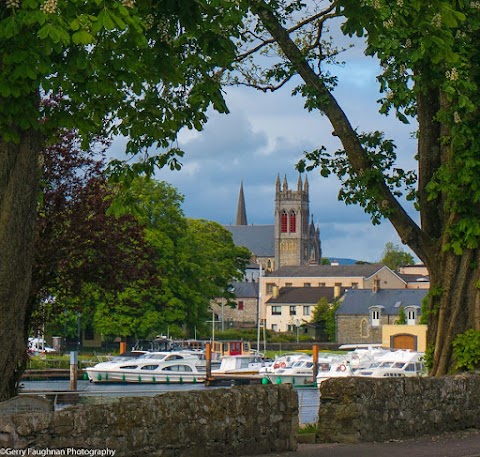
[369,306,383,327]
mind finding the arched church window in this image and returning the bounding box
[361,319,368,338]
[281,210,288,233]
[289,211,296,233]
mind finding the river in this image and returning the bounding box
[20,380,319,424]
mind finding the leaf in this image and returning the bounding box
[72,30,94,45]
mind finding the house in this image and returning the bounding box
[260,263,407,322]
[210,281,259,330]
[335,287,428,350]
[265,285,343,336]
[397,263,430,289]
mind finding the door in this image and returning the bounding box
[392,334,416,350]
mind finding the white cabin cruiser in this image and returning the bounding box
[212,355,272,375]
[86,351,204,383]
[354,350,426,378]
[265,358,316,385]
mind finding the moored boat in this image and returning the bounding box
[86,351,204,383]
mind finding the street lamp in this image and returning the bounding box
[295,319,300,344]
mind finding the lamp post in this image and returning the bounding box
[295,319,300,344]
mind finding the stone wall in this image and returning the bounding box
[0,385,298,457]
[317,374,480,443]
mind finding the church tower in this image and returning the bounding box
[274,174,320,268]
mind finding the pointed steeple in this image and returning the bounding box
[297,174,303,192]
[304,175,309,195]
[235,181,248,225]
[276,174,281,192]
[283,175,288,191]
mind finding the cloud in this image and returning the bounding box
[107,29,420,264]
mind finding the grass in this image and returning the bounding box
[298,423,318,434]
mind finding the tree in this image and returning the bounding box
[380,242,415,271]
[311,297,340,342]
[235,0,480,375]
[0,1,245,400]
[111,179,252,337]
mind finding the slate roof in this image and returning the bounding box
[266,264,392,279]
[336,289,428,316]
[230,281,259,298]
[224,225,274,257]
[266,287,342,305]
[397,273,430,284]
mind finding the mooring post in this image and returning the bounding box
[70,351,78,391]
[206,342,212,384]
[312,345,319,382]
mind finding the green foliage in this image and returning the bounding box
[396,307,407,325]
[380,242,415,271]
[311,297,340,342]
[453,329,480,372]
[0,0,246,156]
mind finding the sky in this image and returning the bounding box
[111,21,420,263]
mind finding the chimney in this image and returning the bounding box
[334,285,341,298]
[272,285,279,299]
[372,275,380,293]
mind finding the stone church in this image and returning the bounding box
[224,175,321,272]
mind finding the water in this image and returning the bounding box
[20,380,320,424]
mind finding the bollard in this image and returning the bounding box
[69,351,78,390]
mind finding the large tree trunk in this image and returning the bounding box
[426,250,480,376]
[0,128,42,401]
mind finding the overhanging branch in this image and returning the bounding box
[249,0,436,263]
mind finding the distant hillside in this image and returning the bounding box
[326,257,359,265]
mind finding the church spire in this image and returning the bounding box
[297,174,303,192]
[235,181,248,225]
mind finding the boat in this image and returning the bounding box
[259,352,310,375]
[265,357,317,385]
[85,351,204,383]
[316,346,391,386]
[354,350,426,378]
[212,354,272,375]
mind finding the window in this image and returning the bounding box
[406,308,416,325]
[162,365,193,372]
[303,306,310,316]
[303,283,311,287]
[289,211,296,233]
[141,365,159,371]
[361,319,368,337]
[285,282,292,287]
[371,309,381,326]
[238,300,244,311]
[287,324,295,332]
[318,282,326,287]
[289,306,296,316]
[351,282,358,289]
[266,283,275,294]
[271,324,278,331]
[272,306,282,315]
[281,210,288,233]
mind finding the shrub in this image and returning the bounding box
[452,329,480,372]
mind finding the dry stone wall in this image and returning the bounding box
[317,374,480,443]
[0,385,298,457]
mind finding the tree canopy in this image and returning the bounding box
[380,242,415,271]
[233,0,480,375]
[0,0,247,400]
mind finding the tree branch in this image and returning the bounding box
[250,0,436,263]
